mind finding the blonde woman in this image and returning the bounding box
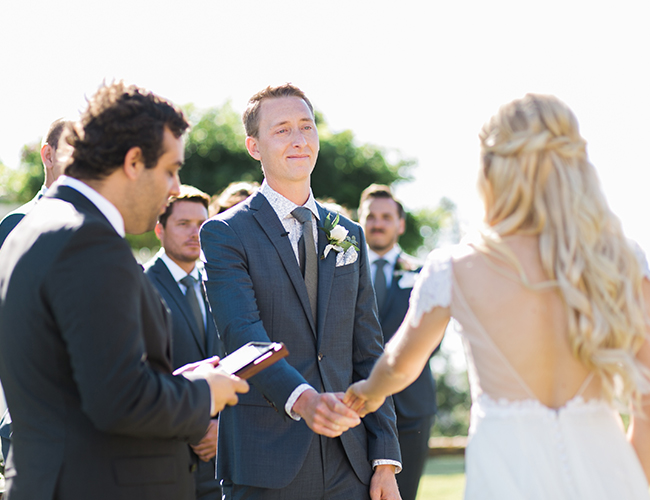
[345,94,650,499]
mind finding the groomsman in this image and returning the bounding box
[0,118,73,248]
[0,118,74,463]
[145,185,223,499]
[358,184,438,500]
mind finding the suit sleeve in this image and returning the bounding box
[200,217,308,412]
[349,225,402,464]
[46,222,211,442]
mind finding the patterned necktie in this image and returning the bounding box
[291,207,318,323]
[374,258,388,311]
[180,275,205,344]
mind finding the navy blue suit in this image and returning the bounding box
[200,191,400,498]
[145,256,224,499]
[378,253,437,500]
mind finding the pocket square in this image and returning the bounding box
[336,247,358,267]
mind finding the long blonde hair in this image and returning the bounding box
[478,94,648,407]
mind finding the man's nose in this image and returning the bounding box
[292,130,308,147]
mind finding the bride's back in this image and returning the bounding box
[452,235,599,408]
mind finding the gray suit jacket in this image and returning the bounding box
[200,191,400,489]
[0,185,212,500]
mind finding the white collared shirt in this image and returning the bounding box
[259,180,320,265]
[57,175,125,237]
[368,245,400,289]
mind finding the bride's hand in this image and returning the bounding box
[343,381,386,418]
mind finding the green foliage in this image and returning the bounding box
[399,197,456,256]
[0,142,44,203]
[431,347,471,437]
[180,102,261,198]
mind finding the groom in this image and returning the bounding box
[200,84,402,500]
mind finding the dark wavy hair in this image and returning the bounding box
[65,81,189,180]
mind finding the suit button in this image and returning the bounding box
[318,353,324,361]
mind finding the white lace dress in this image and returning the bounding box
[410,247,650,499]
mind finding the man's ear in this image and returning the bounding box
[245,136,261,161]
[154,221,164,241]
[123,147,144,180]
[41,144,54,170]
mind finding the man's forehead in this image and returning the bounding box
[260,96,314,124]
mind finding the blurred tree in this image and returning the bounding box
[0,142,43,204]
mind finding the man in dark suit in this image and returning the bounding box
[145,184,223,499]
[0,118,73,248]
[0,81,248,500]
[200,84,401,500]
[358,184,438,500]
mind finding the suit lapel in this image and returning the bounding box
[316,204,336,342]
[251,193,317,335]
[152,259,207,356]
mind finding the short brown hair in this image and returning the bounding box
[158,185,210,227]
[209,181,259,217]
[66,81,189,180]
[358,184,405,219]
[43,119,73,151]
[243,83,314,138]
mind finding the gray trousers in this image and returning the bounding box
[222,435,369,500]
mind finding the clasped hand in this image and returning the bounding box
[343,380,386,418]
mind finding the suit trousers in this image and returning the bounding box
[222,435,369,500]
[395,414,434,500]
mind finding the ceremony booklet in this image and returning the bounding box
[173,342,289,379]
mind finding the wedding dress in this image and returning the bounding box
[410,246,650,499]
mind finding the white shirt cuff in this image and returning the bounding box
[285,384,314,420]
[372,459,402,474]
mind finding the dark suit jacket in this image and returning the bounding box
[0,187,44,248]
[0,185,212,500]
[200,191,400,490]
[378,254,437,420]
[144,256,223,493]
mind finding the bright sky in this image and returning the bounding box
[2,0,649,248]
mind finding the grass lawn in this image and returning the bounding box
[416,455,465,500]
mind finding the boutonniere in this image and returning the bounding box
[319,213,359,259]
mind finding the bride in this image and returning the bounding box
[345,94,650,498]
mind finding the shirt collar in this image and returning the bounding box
[57,175,125,237]
[260,180,320,222]
[157,248,199,282]
[368,245,400,268]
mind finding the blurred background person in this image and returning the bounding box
[208,181,259,217]
[358,184,437,500]
[145,184,223,499]
[346,94,650,499]
[0,118,74,248]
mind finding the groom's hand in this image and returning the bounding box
[293,389,361,437]
[370,465,401,500]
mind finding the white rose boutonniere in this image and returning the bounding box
[320,213,359,259]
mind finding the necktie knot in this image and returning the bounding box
[375,258,388,271]
[291,207,313,225]
[180,275,197,290]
